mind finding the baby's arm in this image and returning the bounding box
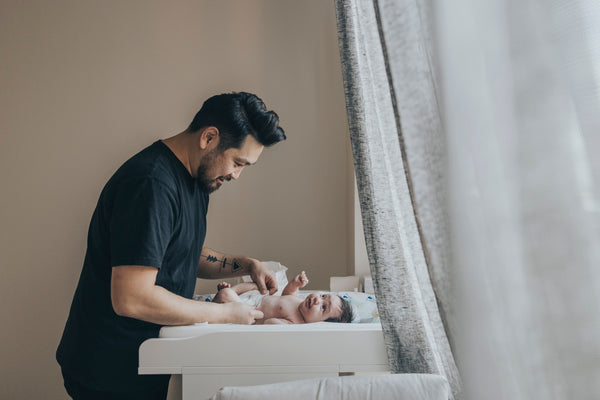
[281,271,309,296]
[263,318,294,324]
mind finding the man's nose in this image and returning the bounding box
[231,168,242,180]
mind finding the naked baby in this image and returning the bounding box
[213,271,354,324]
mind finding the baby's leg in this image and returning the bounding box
[212,281,262,304]
[212,282,242,304]
[229,282,259,295]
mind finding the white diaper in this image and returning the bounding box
[238,290,265,307]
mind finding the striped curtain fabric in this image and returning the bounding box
[335,1,462,398]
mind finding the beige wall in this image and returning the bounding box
[0,1,355,399]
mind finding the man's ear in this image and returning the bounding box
[199,126,219,150]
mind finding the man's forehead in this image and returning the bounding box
[227,135,263,163]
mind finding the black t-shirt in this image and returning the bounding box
[57,141,208,392]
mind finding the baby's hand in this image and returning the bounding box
[293,271,309,288]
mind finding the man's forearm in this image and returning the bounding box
[113,283,228,325]
[197,248,278,295]
[111,265,263,326]
[197,247,255,279]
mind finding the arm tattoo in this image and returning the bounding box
[232,260,243,272]
[201,253,244,274]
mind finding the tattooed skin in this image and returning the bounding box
[232,260,243,272]
[201,252,244,274]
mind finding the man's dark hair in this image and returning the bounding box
[326,296,354,323]
[188,92,286,150]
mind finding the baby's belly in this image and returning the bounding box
[257,296,278,317]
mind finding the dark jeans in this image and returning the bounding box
[62,369,170,400]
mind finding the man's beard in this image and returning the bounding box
[196,168,219,193]
[196,149,226,194]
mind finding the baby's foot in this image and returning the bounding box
[293,271,309,288]
[217,282,231,291]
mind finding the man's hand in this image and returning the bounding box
[248,259,278,295]
[219,302,264,324]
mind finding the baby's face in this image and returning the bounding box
[298,293,342,323]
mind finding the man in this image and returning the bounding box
[56,92,286,399]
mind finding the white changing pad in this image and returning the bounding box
[193,290,380,323]
[159,321,382,339]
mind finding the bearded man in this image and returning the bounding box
[57,92,286,399]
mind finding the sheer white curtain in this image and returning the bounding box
[437,0,600,399]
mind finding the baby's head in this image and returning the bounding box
[299,292,354,323]
[326,295,354,323]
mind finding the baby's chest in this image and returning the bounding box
[261,297,302,321]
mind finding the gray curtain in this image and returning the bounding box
[335,1,461,399]
[437,0,600,399]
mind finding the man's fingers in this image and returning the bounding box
[266,275,278,293]
[256,280,268,295]
[249,260,278,295]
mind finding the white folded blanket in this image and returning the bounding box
[208,374,449,400]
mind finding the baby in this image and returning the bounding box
[213,271,354,324]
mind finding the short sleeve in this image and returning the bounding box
[109,177,178,268]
